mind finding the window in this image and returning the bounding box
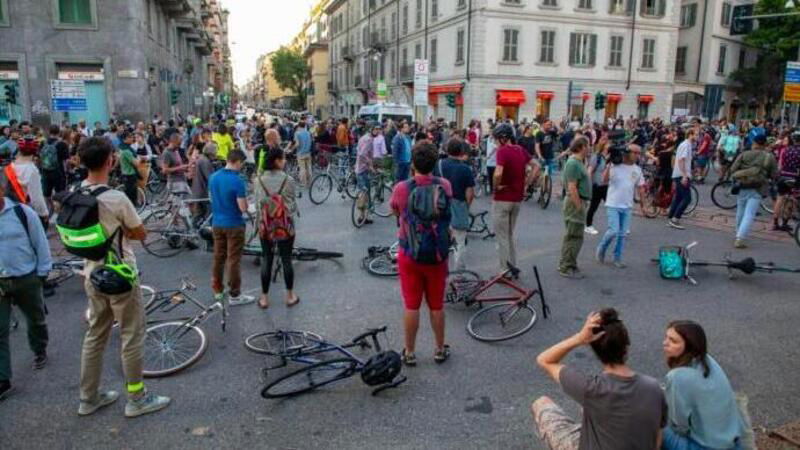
[391,12,396,40]
[456,29,465,64]
[363,26,369,49]
[738,48,746,69]
[402,4,408,35]
[568,32,596,67]
[542,0,557,6]
[458,0,467,9]
[721,2,732,27]
[389,50,395,78]
[675,46,687,74]
[609,0,632,14]
[577,0,592,10]
[717,44,727,74]
[415,42,422,60]
[503,0,522,4]
[402,47,408,66]
[640,0,666,17]
[57,0,94,26]
[431,38,438,70]
[609,35,624,67]
[381,16,386,42]
[416,0,422,29]
[540,30,555,63]
[502,29,519,62]
[145,0,151,33]
[641,38,655,69]
[431,0,438,18]
[680,4,697,28]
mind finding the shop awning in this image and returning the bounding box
[536,91,555,100]
[429,84,464,94]
[607,93,623,103]
[429,93,439,106]
[496,90,526,106]
[638,95,654,104]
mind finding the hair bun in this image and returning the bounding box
[599,308,620,325]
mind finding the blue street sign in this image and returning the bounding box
[786,69,800,83]
[52,98,87,111]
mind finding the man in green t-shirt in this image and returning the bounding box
[118,131,140,206]
[559,137,592,279]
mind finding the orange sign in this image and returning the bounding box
[785,83,800,102]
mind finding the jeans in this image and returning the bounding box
[668,178,692,220]
[585,184,608,227]
[735,189,762,240]
[661,427,742,450]
[597,207,632,263]
[395,161,410,183]
[451,229,467,270]
[493,201,521,272]
[211,227,245,297]
[122,174,139,206]
[0,273,48,382]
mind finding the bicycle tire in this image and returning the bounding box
[467,302,537,342]
[367,255,398,277]
[685,185,700,215]
[760,194,775,214]
[141,209,188,258]
[711,181,737,210]
[261,358,358,399]
[795,221,800,248]
[309,173,333,205]
[351,194,366,228]
[244,330,325,355]
[344,172,358,199]
[372,183,393,218]
[47,265,76,287]
[142,321,208,377]
[445,270,482,304]
[538,175,552,209]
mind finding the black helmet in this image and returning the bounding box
[199,226,214,242]
[360,351,402,386]
[492,123,515,141]
[89,266,133,295]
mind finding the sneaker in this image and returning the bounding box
[558,268,585,280]
[78,390,119,416]
[401,349,417,367]
[228,294,256,307]
[734,239,747,249]
[434,345,451,364]
[772,223,792,232]
[584,226,599,235]
[32,353,47,370]
[667,219,685,230]
[0,381,13,402]
[595,247,606,264]
[613,261,627,269]
[125,391,171,418]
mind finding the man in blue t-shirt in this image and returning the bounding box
[291,121,313,188]
[208,149,254,306]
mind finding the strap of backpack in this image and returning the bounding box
[257,175,271,197]
[277,173,288,195]
[4,165,28,204]
[13,204,32,244]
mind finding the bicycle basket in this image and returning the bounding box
[658,246,686,280]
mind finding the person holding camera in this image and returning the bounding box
[595,145,646,268]
[729,134,777,249]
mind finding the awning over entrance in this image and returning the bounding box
[638,94,654,104]
[429,84,463,94]
[537,91,555,100]
[606,93,623,103]
[496,90,526,106]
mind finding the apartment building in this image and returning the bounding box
[326,0,680,127]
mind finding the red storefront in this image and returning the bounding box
[496,89,526,122]
[429,83,464,127]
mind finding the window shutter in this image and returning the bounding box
[589,34,597,66]
[658,0,666,16]
[569,33,577,65]
[626,0,635,14]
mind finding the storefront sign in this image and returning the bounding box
[58,71,104,81]
[413,59,429,106]
[0,71,19,80]
[117,70,139,79]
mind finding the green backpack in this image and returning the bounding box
[658,246,685,280]
[56,186,117,261]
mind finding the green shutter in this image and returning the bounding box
[0,1,4,22]
[589,34,597,66]
[569,33,577,66]
[658,0,666,16]
[60,0,92,24]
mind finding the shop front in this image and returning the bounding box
[56,64,108,125]
[429,83,464,127]
[605,93,623,121]
[535,91,554,122]
[496,89,525,122]
[637,94,654,120]
[570,92,590,122]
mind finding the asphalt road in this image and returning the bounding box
[3,175,800,449]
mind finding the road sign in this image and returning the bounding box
[413,59,429,106]
[784,83,800,103]
[51,80,87,112]
[786,62,800,84]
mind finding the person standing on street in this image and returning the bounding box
[558,137,591,279]
[208,149,255,306]
[73,137,170,417]
[492,123,536,273]
[290,121,313,189]
[584,137,609,235]
[5,137,49,224]
[212,124,234,163]
[161,133,190,197]
[355,126,376,225]
[595,145,646,268]
[667,129,696,230]
[729,134,778,248]
[118,131,140,206]
[435,138,475,270]
[0,182,52,401]
[336,118,350,151]
[40,125,70,211]
[392,122,412,183]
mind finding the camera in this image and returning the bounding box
[607,129,628,165]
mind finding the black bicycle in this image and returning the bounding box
[467,211,495,240]
[245,326,406,398]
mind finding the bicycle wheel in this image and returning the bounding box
[445,270,482,304]
[344,172,358,199]
[760,193,775,214]
[142,321,208,377]
[794,221,800,248]
[261,358,358,399]
[372,183,393,218]
[467,302,537,342]
[711,181,737,210]
[141,209,189,258]
[538,175,552,209]
[47,264,76,287]
[351,194,367,228]
[309,173,333,205]
[685,185,700,215]
[366,254,398,277]
[640,189,659,218]
[244,330,324,355]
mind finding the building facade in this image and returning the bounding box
[303,0,332,119]
[0,0,232,126]
[326,0,681,127]
[673,0,758,121]
[260,51,294,108]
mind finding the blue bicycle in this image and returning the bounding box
[245,326,406,398]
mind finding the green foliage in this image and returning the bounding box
[728,53,785,108]
[270,47,309,109]
[743,0,800,61]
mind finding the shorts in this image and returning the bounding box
[357,171,371,192]
[398,250,448,311]
[41,170,65,197]
[696,156,709,168]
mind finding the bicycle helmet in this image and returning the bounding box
[199,226,214,241]
[492,123,515,141]
[17,136,39,156]
[360,350,402,386]
[89,266,133,295]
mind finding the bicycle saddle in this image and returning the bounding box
[728,257,756,274]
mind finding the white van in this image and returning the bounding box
[357,103,413,124]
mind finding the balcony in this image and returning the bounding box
[399,65,414,84]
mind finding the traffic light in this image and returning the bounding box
[594,93,606,111]
[170,88,182,106]
[3,83,17,105]
[446,93,456,108]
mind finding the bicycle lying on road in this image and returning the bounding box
[362,243,399,277]
[445,264,550,342]
[654,241,800,286]
[245,326,406,399]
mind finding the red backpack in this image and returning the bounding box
[257,174,294,241]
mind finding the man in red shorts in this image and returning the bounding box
[390,142,453,367]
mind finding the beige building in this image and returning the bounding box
[260,51,293,107]
[305,43,330,118]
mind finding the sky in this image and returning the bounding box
[223,0,316,88]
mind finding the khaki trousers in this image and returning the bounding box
[493,201,521,273]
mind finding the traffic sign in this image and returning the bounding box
[413,59,429,106]
[51,80,87,112]
[784,83,800,103]
[52,98,88,111]
[786,62,800,84]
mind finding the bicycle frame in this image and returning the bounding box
[144,279,228,332]
[265,327,387,370]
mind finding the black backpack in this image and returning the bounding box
[56,186,117,261]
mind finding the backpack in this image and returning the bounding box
[732,151,770,189]
[56,186,117,261]
[1,164,29,205]
[40,141,59,171]
[257,174,294,241]
[658,246,685,280]
[400,178,451,265]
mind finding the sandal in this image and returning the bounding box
[286,296,300,308]
[434,345,451,364]
[401,349,417,367]
[258,296,270,309]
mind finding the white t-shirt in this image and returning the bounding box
[672,139,693,179]
[606,164,645,209]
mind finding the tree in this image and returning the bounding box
[270,47,309,110]
[728,53,785,113]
